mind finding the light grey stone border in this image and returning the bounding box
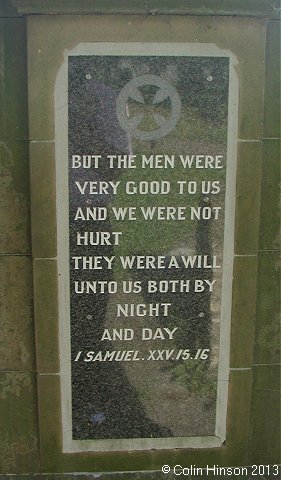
[55,42,239,453]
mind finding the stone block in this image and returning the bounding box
[224,369,252,465]
[0,256,35,371]
[0,372,39,473]
[33,259,59,373]
[263,20,281,138]
[0,0,19,16]
[29,141,57,258]
[0,18,27,139]
[230,256,257,368]
[10,0,281,17]
[234,142,262,255]
[250,367,280,464]
[259,139,281,250]
[0,141,30,254]
[254,251,280,364]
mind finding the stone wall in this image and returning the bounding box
[0,1,40,473]
[0,0,279,475]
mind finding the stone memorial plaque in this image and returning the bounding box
[56,44,238,452]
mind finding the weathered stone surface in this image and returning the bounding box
[0,18,27,139]
[0,0,19,16]
[0,141,30,254]
[259,139,281,250]
[0,256,35,371]
[230,256,257,368]
[234,142,262,255]
[33,259,59,373]
[0,372,39,473]
[263,20,281,138]
[29,141,57,257]
[10,0,281,17]
[250,365,281,465]
[223,370,252,465]
[254,251,280,364]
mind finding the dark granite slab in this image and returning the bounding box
[68,52,229,441]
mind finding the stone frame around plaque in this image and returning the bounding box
[55,42,239,453]
[27,12,266,471]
